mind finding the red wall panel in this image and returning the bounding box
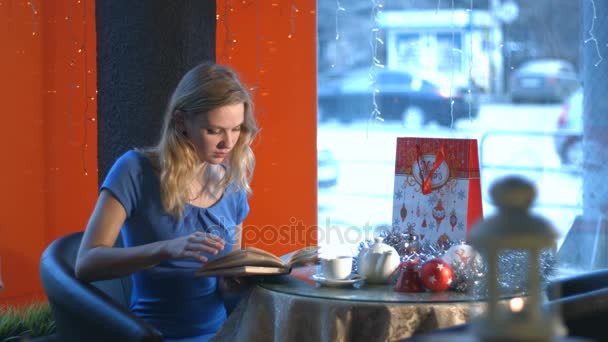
[0,0,98,306]
[216,1,318,256]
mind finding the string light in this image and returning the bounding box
[27,0,95,176]
[68,0,75,144]
[80,0,94,176]
[448,0,457,128]
[28,0,38,35]
[368,0,384,127]
[584,0,603,66]
[220,1,267,114]
[65,0,95,175]
[253,0,263,117]
[331,0,346,69]
[221,0,235,62]
[335,1,345,40]
[467,0,473,122]
[288,0,298,38]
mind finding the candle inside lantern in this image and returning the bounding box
[509,297,525,313]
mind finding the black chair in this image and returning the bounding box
[39,231,163,342]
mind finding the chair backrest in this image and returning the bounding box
[40,231,162,342]
[41,231,132,307]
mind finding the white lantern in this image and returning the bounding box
[469,176,558,341]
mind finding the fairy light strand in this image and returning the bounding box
[222,0,235,62]
[68,0,75,143]
[219,1,272,117]
[333,0,346,68]
[467,0,473,122]
[584,0,603,66]
[80,0,91,176]
[27,0,38,35]
[288,0,298,38]
[254,0,263,117]
[448,0,457,128]
[335,0,345,40]
[254,0,262,94]
[368,0,384,130]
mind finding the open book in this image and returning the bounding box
[195,246,320,277]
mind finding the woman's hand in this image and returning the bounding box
[164,231,225,262]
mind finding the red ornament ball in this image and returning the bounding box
[420,258,454,292]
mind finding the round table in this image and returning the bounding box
[212,267,525,342]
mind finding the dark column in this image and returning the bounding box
[96,1,216,183]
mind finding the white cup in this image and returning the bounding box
[320,256,353,280]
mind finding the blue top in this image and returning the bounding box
[101,150,249,341]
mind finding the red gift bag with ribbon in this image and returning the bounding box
[392,137,482,245]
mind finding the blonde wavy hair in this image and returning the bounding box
[139,62,258,218]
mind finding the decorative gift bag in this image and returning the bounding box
[392,137,482,246]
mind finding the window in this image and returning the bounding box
[317,1,594,275]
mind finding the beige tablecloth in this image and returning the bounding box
[212,274,491,342]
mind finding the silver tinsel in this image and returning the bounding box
[356,229,557,294]
[450,253,486,293]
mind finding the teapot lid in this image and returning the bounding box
[371,236,388,253]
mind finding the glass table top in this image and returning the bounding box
[258,266,526,304]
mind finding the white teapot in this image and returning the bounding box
[357,237,401,284]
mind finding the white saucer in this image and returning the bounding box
[309,273,365,287]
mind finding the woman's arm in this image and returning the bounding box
[75,190,225,282]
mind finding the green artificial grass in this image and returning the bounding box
[0,302,55,341]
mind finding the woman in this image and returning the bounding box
[75,62,258,341]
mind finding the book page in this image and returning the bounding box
[198,247,286,271]
[287,246,321,267]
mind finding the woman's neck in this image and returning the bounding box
[189,163,225,204]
